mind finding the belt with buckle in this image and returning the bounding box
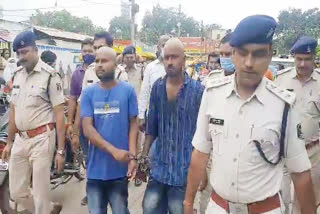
[306,140,319,150]
[211,190,280,214]
[19,123,55,138]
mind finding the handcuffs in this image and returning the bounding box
[135,155,151,182]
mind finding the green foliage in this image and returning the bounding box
[108,16,131,40]
[32,9,106,36]
[316,46,320,58]
[275,8,320,55]
[140,5,211,45]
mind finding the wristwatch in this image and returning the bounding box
[57,149,65,156]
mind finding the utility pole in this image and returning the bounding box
[177,4,181,37]
[129,0,139,45]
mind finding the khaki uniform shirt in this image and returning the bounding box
[275,68,320,165]
[192,75,311,203]
[202,69,225,86]
[120,64,143,96]
[78,63,128,102]
[11,59,65,131]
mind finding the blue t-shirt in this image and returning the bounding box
[80,81,138,180]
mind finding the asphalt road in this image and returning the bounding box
[3,179,319,214]
[51,178,146,214]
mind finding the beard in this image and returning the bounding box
[166,66,182,77]
[97,70,115,82]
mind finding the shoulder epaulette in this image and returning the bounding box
[206,76,232,90]
[276,67,294,76]
[88,63,95,69]
[14,66,23,74]
[118,65,126,72]
[207,69,223,78]
[210,69,223,74]
[41,66,56,76]
[12,66,23,80]
[266,81,296,105]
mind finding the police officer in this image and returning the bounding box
[275,36,320,214]
[203,33,235,85]
[120,45,144,96]
[184,15,316,214]
[1,31,65,214]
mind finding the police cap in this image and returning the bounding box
[290,36,317,55]
[123,45,136,55]
[13,31,36,52]
[230,15,277,47]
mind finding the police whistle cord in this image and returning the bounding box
[254,102,290,166]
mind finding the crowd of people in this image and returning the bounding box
[0,14,319,214]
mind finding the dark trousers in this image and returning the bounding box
[142,177,186,214]
[87,177,129,214]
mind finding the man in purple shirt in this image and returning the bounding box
[67,38,95,206]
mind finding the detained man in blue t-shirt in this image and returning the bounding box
[81,47,139,214]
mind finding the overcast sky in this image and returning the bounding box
[1,0,320,31]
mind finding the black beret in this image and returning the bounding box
[13,31,36,52]
[290,36,318,54]
[230,15,277,47]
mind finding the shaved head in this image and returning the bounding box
[96,47,117,62]
[163,38,186,77]
[164,38,185,55]
[95,47,117,81]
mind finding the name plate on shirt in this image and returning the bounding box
[209,118,224,125]
[0,161,8,171]
[94,101,120,115]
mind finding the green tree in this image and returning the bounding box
[139,5,202,45]
[275,8,320,54]
[109,16,131,40]
[31,9,105,36]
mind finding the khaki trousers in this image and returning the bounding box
[9,128,56,214]
[199,152,213,214]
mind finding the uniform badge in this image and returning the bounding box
[209,118,224,125]
[105,104,109,111]
[20,40,25,46]
[307,46,311,53]
[87,80,93,83]
[266,27,274,39]
[56,83,62,91]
